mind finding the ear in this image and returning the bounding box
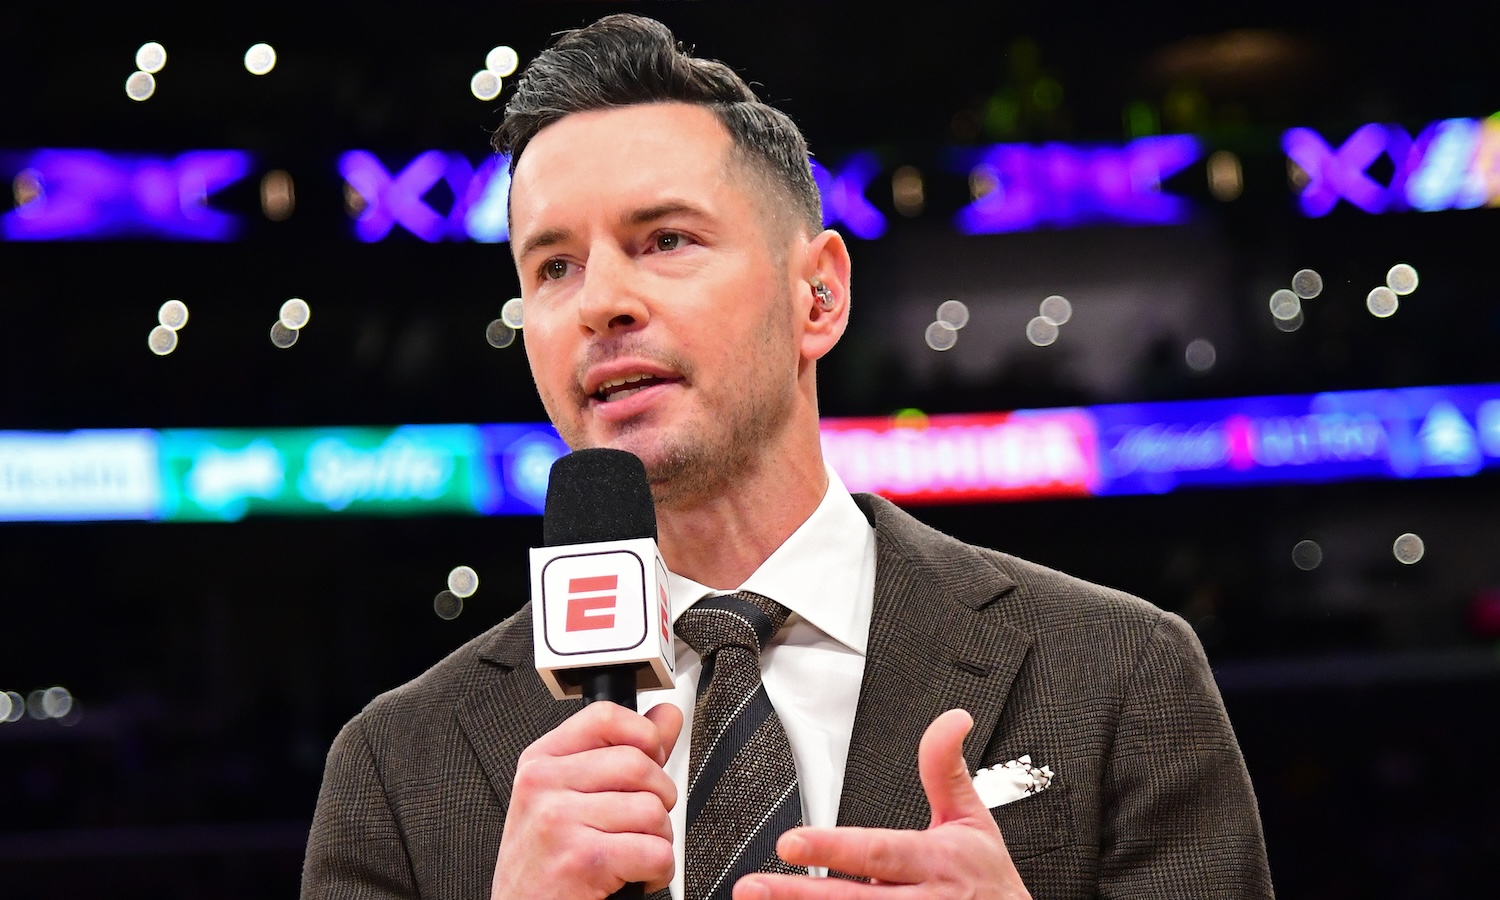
[797,228,852,362]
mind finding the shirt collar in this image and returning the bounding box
[667,464,874,656]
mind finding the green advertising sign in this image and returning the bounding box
[158,425,486,521]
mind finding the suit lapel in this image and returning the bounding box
[456,606,581,806]
[837,495,1034,832]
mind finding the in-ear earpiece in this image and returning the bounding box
[811,280,834,311]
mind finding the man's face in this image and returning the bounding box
[508,103,804,507]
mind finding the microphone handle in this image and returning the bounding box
[580,666,645,900]
[579,666,638,709]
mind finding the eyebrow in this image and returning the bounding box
[514,227,571,264]
[624,201,708,227]
[514,201,712,264]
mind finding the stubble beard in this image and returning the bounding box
[548,288,798,512]
[638,294,797,511]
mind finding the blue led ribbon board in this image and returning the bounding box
[3,388,1498,522]
[0,430,161,521]
[1093,385,1500,495]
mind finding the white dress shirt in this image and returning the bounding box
[640,465,876,897]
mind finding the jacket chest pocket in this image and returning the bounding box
[987,780,1073,861]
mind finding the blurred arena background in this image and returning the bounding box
[2,1,1497,896]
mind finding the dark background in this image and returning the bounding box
[3,2,1498,896]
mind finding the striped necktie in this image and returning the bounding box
[673,591,807,900]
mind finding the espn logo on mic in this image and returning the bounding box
[531,538,676,699]
[565,575,620,632]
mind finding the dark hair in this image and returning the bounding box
[492,14,822,237]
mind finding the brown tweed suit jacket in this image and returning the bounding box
[302,493,1274,899]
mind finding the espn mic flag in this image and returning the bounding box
[532,449,675,700]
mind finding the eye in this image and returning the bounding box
[652,232,683,252]
[541,259,570,281]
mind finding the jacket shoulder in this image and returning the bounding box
[351,610,533,742]
[855,491,1175,642]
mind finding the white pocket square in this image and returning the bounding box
[972,755,1055,809]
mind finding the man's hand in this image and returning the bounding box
[491,701,684,900]
[733,709,1032,900]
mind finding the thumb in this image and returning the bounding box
[644,702,685,767]
[917,708,988,827]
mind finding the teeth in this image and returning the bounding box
[603,386,649,403]
[599,373,650,391]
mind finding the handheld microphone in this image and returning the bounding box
[531,448,676,705]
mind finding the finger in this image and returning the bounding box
[569,790,674,841]
[734,871,909,900]
[513,744,677,810]
[644,701,684,767]
[775,826,932,884]
[917,708,989,827]
[525,700,666,761]
[574,830,675,895]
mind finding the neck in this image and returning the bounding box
[656,443,829,590]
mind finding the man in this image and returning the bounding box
[302,14,1273,900]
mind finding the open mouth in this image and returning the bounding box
[594,373,679,403]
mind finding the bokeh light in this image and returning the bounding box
[1026,316,1059,346]
[2,691,23,723]
[935,299,969,329]
[924,321,958,351]
[270,321,299,348]
[447,565,479,599]
[471,70,502,102]
[1291,268,1323,300]
[40,686,73,719]
[0,692,12,723]
[261,170,295,221]
[244,43,277,76]
[13,168,44,208]
[1292,539,1323,570]
[1269,288,1301,321]
[486,45,519,77]
[125,71,156,102]
[1273,310,1304,332]
[1185,338,1217,373]
[500,297,524,329]
[135,42,167,74]
[1207,150,1243,201]
[891,166,925,216]
[486,320,516,348]
[1038,295,1072,325]
[279,298,311,330]
[158,299,189,331]
[1366,286,1399,318]
[1393,532,1425,565]
[148,325,179,355]
[434,590,464,620]
[1387,263,1419,296]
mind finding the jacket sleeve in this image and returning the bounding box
[301,714,421,900]
[1097,611,1275,899]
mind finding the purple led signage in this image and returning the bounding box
[337,150,512,243]
[2,150,250,241]
[1283,124,1411,216]
[810,153,886,239]
[1283,114,1500,216]
[953,134,1201,234]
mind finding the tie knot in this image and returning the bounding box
[674,591,790,660]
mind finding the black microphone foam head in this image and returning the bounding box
[543,448,658,546]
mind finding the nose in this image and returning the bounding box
[577,247,650,335]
